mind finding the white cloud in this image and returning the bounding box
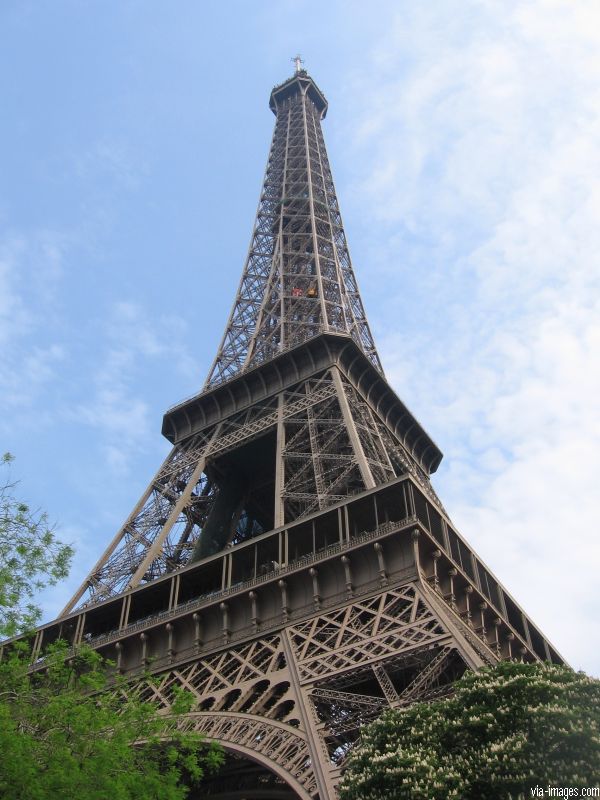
[0,232,68,418]
[345,0,600,673]
[0,236,30,343]
[73,139,147,191]
[71,300,194,474]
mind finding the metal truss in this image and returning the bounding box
[286,585,451,683]
[181,714,317,799]
[309,687,387,737]
[130,635,320,798]
[63,433,215,610]
[394,644,456,705]
[62,70,446,613]
[111,582,475,798]
[279,370,396,521]
[205,73,381,387]
[64,361,436,612]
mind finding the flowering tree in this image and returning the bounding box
[339,661,600,800]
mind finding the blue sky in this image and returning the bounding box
[1,0,599,674]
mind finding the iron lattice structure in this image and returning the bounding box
[63,72,442,612]
[6,69,565,800]
[205,71,381,386]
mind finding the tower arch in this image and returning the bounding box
[178,711,316,800]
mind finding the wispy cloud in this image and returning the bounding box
[0,223,195,473]
[73,139,147,191]
[0,231,68,419]
[0,236,33,344]
[71,300,195,474]
[345,0,600,672]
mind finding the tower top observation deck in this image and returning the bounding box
[269,70,328,118]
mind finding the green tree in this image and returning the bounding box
[0,453,223,798]
[0,641,222,800]
[0,453,73,637]
[340,661,600,800]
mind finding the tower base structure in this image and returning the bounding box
[13,338,563,798]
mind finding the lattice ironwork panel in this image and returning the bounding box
[66,431,218,609]
[133,635,302,733]
[288,585,449,683]
[281,373,364,520]
[307,644,466,767]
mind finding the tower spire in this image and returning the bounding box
[205,70,382,388]
[292,53,304,74]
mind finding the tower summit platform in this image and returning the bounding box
[269,70,328,118]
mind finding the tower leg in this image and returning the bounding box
[282,631,338,800]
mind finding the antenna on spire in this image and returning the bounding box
[292,54,305,74]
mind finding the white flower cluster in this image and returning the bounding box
[339,662,600,800]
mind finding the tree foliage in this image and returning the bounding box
[0,452,223,798]
[0,641,223,799]
[340,661,600,800]
[0,453,73,637]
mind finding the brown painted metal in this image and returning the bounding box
[7,69,565,799]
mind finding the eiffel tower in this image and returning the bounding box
[23,65,563,799]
